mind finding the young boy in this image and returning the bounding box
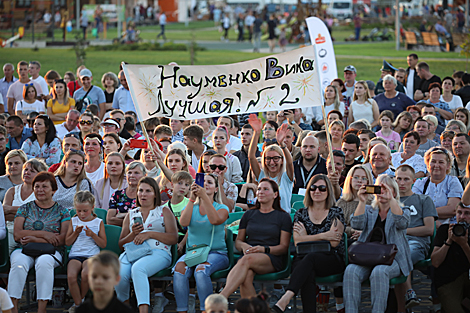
[77,251,132,313]
[152,171,193,312]
[204,294,229,313]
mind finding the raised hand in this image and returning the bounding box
[276,123,289,146]
[247,114,263,132]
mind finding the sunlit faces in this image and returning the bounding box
[204,174,218,197]
[167,153,184,172]
[33,118,47,135]
[240,128,253,146]
[309,179,328,202]
[354,82,366,97]
[84,138,101,156]
[217,117,232,129]
[403,136,419,154]
[383,79,396,91]
[196,119,211,132]
[18,65,29,79]
[212,129,228,150]
[81,76,92,89]
[414,121,430,138]
[456,207,470,224]
[7,156,24,176]
[104,77,115,88]
[170,119,183,133]
[103,136,120,156]
[54,82,66,98]
[79,116,94,133]
[126,167,145,186]
[324,86,336,100]
[256,180,278,203]
[398,116,411,131]
[329,124,343,141]
[202,154,212,173]
[370,145,391,171]
[25,86,36,101]
[452,135,470,156]
[106,155,124,176]
[75,202,94,222]
[262,124,276,140]
[266,111,277,122]
[137,182,156,206]
[172,179,191,197]
[208,156,227,177]
[442,79,454,92]
[160,140,171,154]
[428,153,450,178]
[301,136,319,161]
[5,120,23,138]
[395,72,405,84]
[327,155,345,174]
[28,63,40,77]
[380,116,392,129]
[66,155,85,176]
[22,163,39,184]
[264,150,283,174]
[455,111,468,125]
[342,142,358,163]
[441,135,454,151]
[429,87,441,100]
[33,180,56,201]
[358,134,371,151]
[0,133,7,153]
[351,168,368,191]
[395,169,414,194]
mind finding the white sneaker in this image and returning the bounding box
[68,304,76,313]
[188,295,196,313]
[152,295,169,313]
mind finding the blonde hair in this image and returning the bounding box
[324,85,341,111]
[24,159,48,174]
[205,294,228,311]
[329,119,345,133]
[261,144,287,183]
[371,174,402,208]
[73,190,96,215]
[158,149,189,191]
[424,146,452,175]
[353,80,373,105]
[6,150,27,164]
[341,165,374,202]
[54,150,91,192]
[89,251,120,276]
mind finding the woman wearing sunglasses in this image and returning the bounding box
[247,114,294,213]
[211,125,243,183]
[53,149,94,211]
[412,147,463,225]
[47,79,76,125]
[21,115,61,166]
[271,174,345,313]
[343,174,412,313]
[221,178,291,300]
[75,112,95,144]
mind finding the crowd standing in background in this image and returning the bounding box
[2,52,470,313]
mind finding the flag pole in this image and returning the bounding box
[313,44,335,173]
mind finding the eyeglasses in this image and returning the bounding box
[79,120,93,125]
[113,118,124,122]
[310,185,327,192]
[352,176,368,182]
[266,156,282,163]
[209,164,227,171]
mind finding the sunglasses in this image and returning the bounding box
[80,120,93,125]
[64,133,80,140]
[310,185,328,192]
[209,164,227,171]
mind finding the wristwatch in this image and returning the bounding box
[264,246,270,254]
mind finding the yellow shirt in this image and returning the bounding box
[47,98,76,125]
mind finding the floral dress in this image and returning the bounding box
[108,189,136,213]
[21,137,61,166]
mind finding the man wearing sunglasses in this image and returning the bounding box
[110,109,132,140]
[207,154,237,212]
[55,110,80,140]
[48,133,82,173]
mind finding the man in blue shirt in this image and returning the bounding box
[112,71,137,115]
[5,115,31,150]
[0,63,17,113]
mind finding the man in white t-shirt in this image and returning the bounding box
[29,61,50,99]
[55,110,80,140]
[6,61,44,115]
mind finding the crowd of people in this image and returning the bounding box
[0,52,470,313]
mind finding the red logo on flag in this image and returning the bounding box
[315,34,326,44]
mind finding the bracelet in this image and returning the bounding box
[189,198,196,203]
[444,241,451,246]
[280,145,286,149]
[264,245,270,254]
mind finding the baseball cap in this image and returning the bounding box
[344,65,357,73]
[101,118,120,130]
[79,69,92,78]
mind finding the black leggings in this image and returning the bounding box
[287,251,345,313]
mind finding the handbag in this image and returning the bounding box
[75,86,93,112]
[22,242,63,266]
[296,241,331,256]
[123,240,152,263]
[348,227,398,267]
[184,225,215,268]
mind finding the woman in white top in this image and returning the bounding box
[94,152,127,210]
[211,126,243,183]
[348,80,380,128]
[15,85,45,124]
[65,191,106,311]
[84,133,105,186]
[391,131,426,178]
[3,159,47,253]
[116,177,178,313]
[318,85,345,127]
[54,149,94,211]
[441,76,463,113]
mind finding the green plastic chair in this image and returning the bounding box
[292,201,304,211]
[102,224,122,256]
[0,228,9,273]
[152,245,178,278]
[226,212,244,225]
[95,208,108,224]
[234,206,244,212]
[290,213,295,221]
[211,229,235,279]
[290,195,304,207]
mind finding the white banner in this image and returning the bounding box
[306,16,338,91]
[122,46,323,121]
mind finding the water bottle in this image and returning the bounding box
[247,189,256,205]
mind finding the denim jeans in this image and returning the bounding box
[253,32,261,51]
[173,251,229,311]
[115,249,171,306]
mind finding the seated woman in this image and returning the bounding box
[94,152,127,211]
[272,174,345,313]
[391,131,426,178]
[454,107,470,133]
[336,165,374,239]
[444,119,467,134]
[15,84,45,124]
[392,111,413,141]
[46,79,76,125]
[221,178,291,299]
[53,149,94,211]
[247,114,294,213]
[3,159,48,253]
[107,161,147,226]
[173,173,230,313]
[343,174,413,313]
[8,172,70,313]
[0,150,28,203]
[116,177,178,313]
[21,115,61,166]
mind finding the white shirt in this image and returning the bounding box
[226,135,243,152]
[31,75,49,96]
[440,94,463,111]
[159,13,166,25]
[55,122,79,140]
[406,69,415,99]
[86,162,105,187]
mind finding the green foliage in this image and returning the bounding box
[460,34,470,71]
[86,41,204,52]
[73,33,86,67]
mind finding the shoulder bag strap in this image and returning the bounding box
[423,177,431,194]
[81,85,93,100]
[208,224,215,249]
[167,201,186,234]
